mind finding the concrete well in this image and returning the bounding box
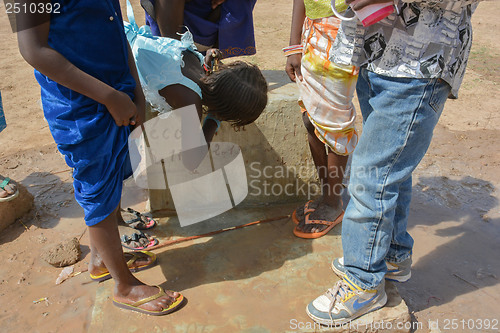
[145,70,318,214]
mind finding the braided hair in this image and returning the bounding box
[199,61,268,127]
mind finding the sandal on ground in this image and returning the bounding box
[113,286,185,316]
[90,251,157,282]
[0,177,19,203]
[121,231,158,250]
[293,210,344,239]
[121,208,156,230]
[292,200,319,225]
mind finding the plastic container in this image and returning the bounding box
[331,0,394,27]
[351,0,394,26]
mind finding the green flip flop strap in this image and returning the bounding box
[0,177,11,190]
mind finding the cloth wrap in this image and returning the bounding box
[297,16,359,156]
[35,0,136,226]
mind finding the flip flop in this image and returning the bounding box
[113,286,185,316]
[292,200,317,225]
[293,210,344,239]
[121,232,159,250]
[121,208,156,230]
[0,177,19,203]
[90,251,157,282]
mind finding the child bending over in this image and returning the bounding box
[124,0,268,148]
[17,0,184,316]
[285,0,359,238]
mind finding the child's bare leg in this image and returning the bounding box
[296,113,347,233]
[293,113,328,221]
[88,207,153,276]
[303,113,329,187]
[88,205,179,311]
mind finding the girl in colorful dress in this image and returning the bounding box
[285,0,359,238]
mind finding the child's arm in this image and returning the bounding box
[285,0,305,82]
[154,0,227,39]
[154,0,185,39]
[17,14,137,127]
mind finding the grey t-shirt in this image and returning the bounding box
[331,0,481,97]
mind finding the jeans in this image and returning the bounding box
[342,68,451,289]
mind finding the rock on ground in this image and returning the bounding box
[41,237,82,267]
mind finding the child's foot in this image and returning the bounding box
[292,198,322,224]
[113,283,184,315]
[307,278,387,326]
[0,176,19,202]
[293,202,343,239]
[89,251,156,280]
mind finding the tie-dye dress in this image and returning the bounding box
[297,0,358,156]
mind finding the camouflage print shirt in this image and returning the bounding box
[331,0,481,97]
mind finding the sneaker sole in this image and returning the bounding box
[331,262,411,282]
[306,292,388,326]
[331,261,345,278]
[385,271,411,282]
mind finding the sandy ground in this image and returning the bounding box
[0,1,499,332]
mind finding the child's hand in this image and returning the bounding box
[285,53,303,82]
[204,49,223,72]
[105,90,138,127]
[211,0,226,9]
[133,93,146,128]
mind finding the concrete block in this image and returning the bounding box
[144,70,318,214]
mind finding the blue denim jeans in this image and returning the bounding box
[342,68,451,290]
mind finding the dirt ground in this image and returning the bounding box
[0,1,499,332]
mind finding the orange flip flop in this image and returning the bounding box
[293,211,344,239]
[292,200,318,225]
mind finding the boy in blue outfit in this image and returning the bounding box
[17,0,184,315]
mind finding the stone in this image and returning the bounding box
[41,237,81,267]
[145,70,317,213]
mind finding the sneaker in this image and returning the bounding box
[331,257,412,282]
[306,277,387,326]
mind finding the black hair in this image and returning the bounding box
[199,61,268,127]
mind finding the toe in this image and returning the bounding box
[3,184,15,195]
